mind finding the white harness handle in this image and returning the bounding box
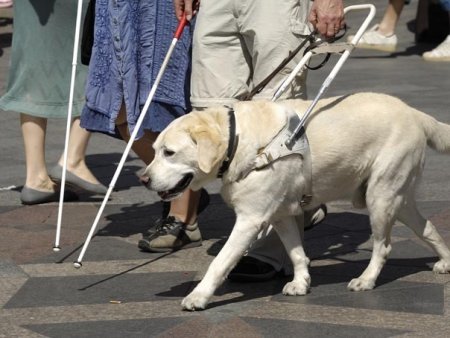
[275,4,376,147]
[252,5,376,202]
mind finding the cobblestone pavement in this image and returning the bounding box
[0,1,449,337]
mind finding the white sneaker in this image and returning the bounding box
[422,36,450,62]
[347,24,398,52]
[0,0,13,8]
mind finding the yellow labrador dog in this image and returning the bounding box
[142,92,450,311]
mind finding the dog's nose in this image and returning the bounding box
[139,175,150,186]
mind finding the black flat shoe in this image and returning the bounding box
[20,186,79,205]
[49,164,107,195]
[228,256,278,282]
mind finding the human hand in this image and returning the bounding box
[173,0,200,21]
[308,0,345,39]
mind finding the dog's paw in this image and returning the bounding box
[181,292,209,311]
[282,280,309,296]
[433,259,450,274]
[347,278,375,291]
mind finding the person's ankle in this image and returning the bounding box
[168,213,197,225]
[376,26,395,37]
[25,177,56,192]
[59,160,100,185]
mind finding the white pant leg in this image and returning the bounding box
[239,0,312,101]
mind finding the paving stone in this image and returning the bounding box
[273,279,444,315]
[4,272,196,309]
[24,316,408,338]
[0,260,27,278]
[24,318,192,338]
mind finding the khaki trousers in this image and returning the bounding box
[191,0,312,108]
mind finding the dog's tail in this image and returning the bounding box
[418,111,450,153]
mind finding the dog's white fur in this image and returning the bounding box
[143,93,450,310]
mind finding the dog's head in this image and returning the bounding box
[142,109,228,200]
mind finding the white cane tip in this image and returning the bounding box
[73,261,82,269]
[53,246,61,252]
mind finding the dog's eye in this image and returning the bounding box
[163,149,175,157]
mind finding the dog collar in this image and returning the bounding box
[217,108,237,178]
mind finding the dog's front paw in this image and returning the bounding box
[181,292,209,311]
[282,280,309,296]
[347,278,375,291]
[433,259,450,274]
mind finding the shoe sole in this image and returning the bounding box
[355,43,396,53]
[422,56,450,62]
[138,239,202,253]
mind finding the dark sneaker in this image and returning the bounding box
[228,256,278,282]
[138,216,202,253]
[304,204,327,230]
[149,188,210,236]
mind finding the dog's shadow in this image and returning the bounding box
[157,211,438,308]
[97,193,235,238]
[92,198,438,308]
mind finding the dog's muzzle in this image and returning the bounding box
[157,173,193,200]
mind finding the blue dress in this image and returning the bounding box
[80,0,193,138]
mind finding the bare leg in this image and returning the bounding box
[378,0,405,36]
[115,104,200,224]
[57,118,101,185]
[20,114,56,192]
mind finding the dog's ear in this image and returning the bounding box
[190,127,225,174]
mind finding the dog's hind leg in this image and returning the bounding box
[181,215,266,311]
[273,216,311,296]
[347,188,404,291]
[397,196,450,274]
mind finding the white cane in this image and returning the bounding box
[53,0,85,252]
[73,15,189,268]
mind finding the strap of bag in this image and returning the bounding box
[81,0,96,66]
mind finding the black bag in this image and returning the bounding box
[81,0,96,65]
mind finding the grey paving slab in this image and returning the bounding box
[0,259,27,278]
[242,317,407,338]
[273,279,444,315]
[24,316,408,338]
[34,237,160,264]
[4,272,196,309]
[24,318,193,338]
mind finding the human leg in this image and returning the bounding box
[48,117,107,195]
[190,0,250,108]
[20,114,55,192]
[56,118,102,185]
[229,0,328,279]
[378,0,405,36]
[422,9,450,61]
[192,0,323,279]
[20,113,78,204]
[240,0,311,100]
[114,104,206,251]
[347,0,404,52]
